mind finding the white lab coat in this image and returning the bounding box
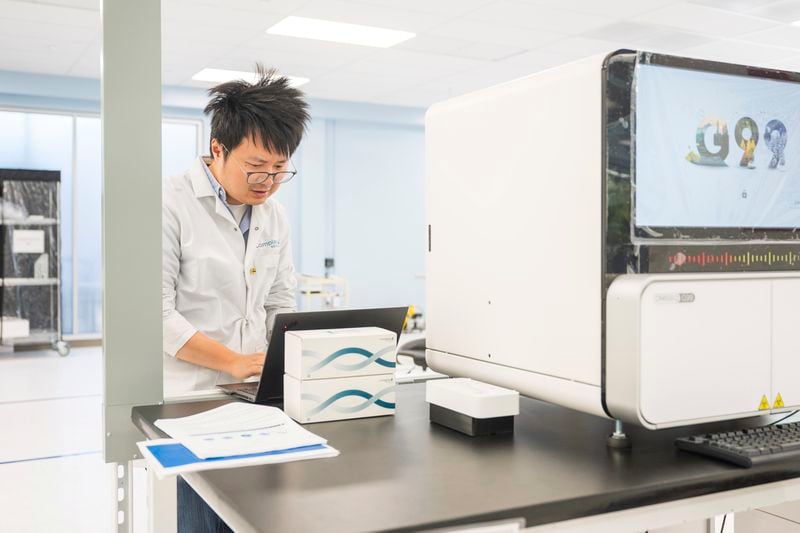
[162,157,296,394]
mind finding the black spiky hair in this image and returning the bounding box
[203,64,310,158]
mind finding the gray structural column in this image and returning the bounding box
[101,0,163,464]
[102,1,163,530]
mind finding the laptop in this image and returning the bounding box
[217,307,408,405]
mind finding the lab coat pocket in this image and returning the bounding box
[254,252,280,286]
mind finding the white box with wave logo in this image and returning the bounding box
[283,373,396,423]
[284,327,397,380]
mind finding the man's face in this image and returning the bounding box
[210,136,288,206]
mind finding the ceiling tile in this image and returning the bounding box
[0,0,98,27]
[383,34,526,61]
[453,42,528,61]
[162,53,219,86]
[583,21,663,42]
[376,51,567,104]
[178,0,312,14]
[687,0,787,15]
[495,48,578,74]
[162,69,192,86]
[373,57,562,107]
[0,16,97,44]
[632,2,779,38]
[67,56,100,78]
[162,41,228,61]
[465,1,615,34]
[0,49,81,76]
[162,0,287,30]
[744,0,800,22]
[76,37,99,60]
[681,38,799,65]
[163,50,236,85]
[373,81,464,108]
[582,22,714,53]
[397,35,473,56]
[163,20,266,46]
[512,0,681,17]
[291,0,447,34]
[20,0,100,9]
[344,0,493,16]
[342,49,488,82]
[302,71,419,102]
[229,37,377,82]
[241,33,379,59]
[738,25,800,51]
[368,93,430,108]
[535,37,627,60]
[205,51,334,79]
[626,28,715,52]
[0,37,86,63]
[429,19,566,49]
[6,0,798,108]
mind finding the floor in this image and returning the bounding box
[0,346,145,533]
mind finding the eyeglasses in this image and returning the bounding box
[221,144,298,185]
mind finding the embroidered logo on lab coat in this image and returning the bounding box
[256,239,280,249]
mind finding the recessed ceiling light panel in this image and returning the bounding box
[267,16,415,48]
[191,68,310,88]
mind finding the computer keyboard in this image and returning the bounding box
[233,382,258,394]
[676,421,800,467]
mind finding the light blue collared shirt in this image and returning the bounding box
[202,160,252,244]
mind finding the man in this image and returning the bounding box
[162,65,309,532]
[162,65,309,394]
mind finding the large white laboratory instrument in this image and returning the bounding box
[425,50,800,429]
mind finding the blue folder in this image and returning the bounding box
[146,441,328,468]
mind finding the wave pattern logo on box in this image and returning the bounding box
[302,386,396,416]
[303,346,396,375]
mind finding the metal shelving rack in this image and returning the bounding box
[0,169,69,356]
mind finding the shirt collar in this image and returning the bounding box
[201,156,228,204]
[199,156,253,244]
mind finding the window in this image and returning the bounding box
[0,109,202,336]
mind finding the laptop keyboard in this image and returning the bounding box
[229,382,258,394]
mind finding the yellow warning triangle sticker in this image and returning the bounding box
[759,395,771,410]
[774,393,785,409]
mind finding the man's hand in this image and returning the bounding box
[176,332,267,380]
[226,352,266,380]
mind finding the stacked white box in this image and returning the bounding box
[284,373,397,424]
[283,327,397,424]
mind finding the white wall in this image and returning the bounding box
[283,117,426,311]
[332,120,425,309]
[295,118,328,276]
